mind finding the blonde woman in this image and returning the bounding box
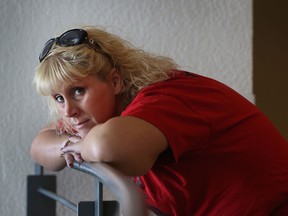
[31,26,288,215]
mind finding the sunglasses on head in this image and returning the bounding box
[39,29,91,62]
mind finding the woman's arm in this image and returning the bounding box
[30,124,68,171]
[63,116,168,176]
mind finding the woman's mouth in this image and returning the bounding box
[73,119,90,129]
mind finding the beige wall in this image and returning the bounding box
[0,0,252,215]
[254,0,288,139]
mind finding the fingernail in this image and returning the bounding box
[69,163,74,167]
[64,140,71,148]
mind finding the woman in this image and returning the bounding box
[31,26,288,215]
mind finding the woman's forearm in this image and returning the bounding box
[79,116,167,176]
[31,129,68,171]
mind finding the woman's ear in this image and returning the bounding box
[110,68,123,94]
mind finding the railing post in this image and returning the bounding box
[34,163,44,176]
[95,180,103,216]
[73,162,146,216]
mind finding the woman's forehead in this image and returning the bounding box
[44,73,73,92]
[49,75,96,94]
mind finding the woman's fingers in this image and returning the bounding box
[63,152,83,166]
[63,153,74,167]
[73,153,84,163]
[68,135,82,144]
[61,137,84,166]
[62,140,81,154]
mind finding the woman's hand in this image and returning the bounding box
[61,125,93,167]
[61,135,84,167]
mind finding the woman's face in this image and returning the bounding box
[51,69,122,136]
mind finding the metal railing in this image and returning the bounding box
[27,161,146,216]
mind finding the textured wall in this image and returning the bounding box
[0,0,252,215]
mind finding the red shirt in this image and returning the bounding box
[121,71,288,215]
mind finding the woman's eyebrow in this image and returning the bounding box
[69,80,86,87]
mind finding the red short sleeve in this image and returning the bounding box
[122,88,211,161]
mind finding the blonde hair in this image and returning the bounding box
[33,26,178,123]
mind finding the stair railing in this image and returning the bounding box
[27,161,146,216]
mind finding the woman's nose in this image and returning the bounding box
[64,100,79,117]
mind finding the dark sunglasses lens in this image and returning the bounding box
[39,29,88,62]
[58,29,87,46]
[39,38,55,62]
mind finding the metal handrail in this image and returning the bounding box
[72,161,147,216]
[37,187,78,212]
[28,162,147,216]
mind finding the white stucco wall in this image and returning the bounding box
[0,0,252,215]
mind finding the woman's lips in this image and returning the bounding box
[73,119,90,129]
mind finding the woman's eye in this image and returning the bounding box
[73,87,85,97]
[54,95,64,103]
